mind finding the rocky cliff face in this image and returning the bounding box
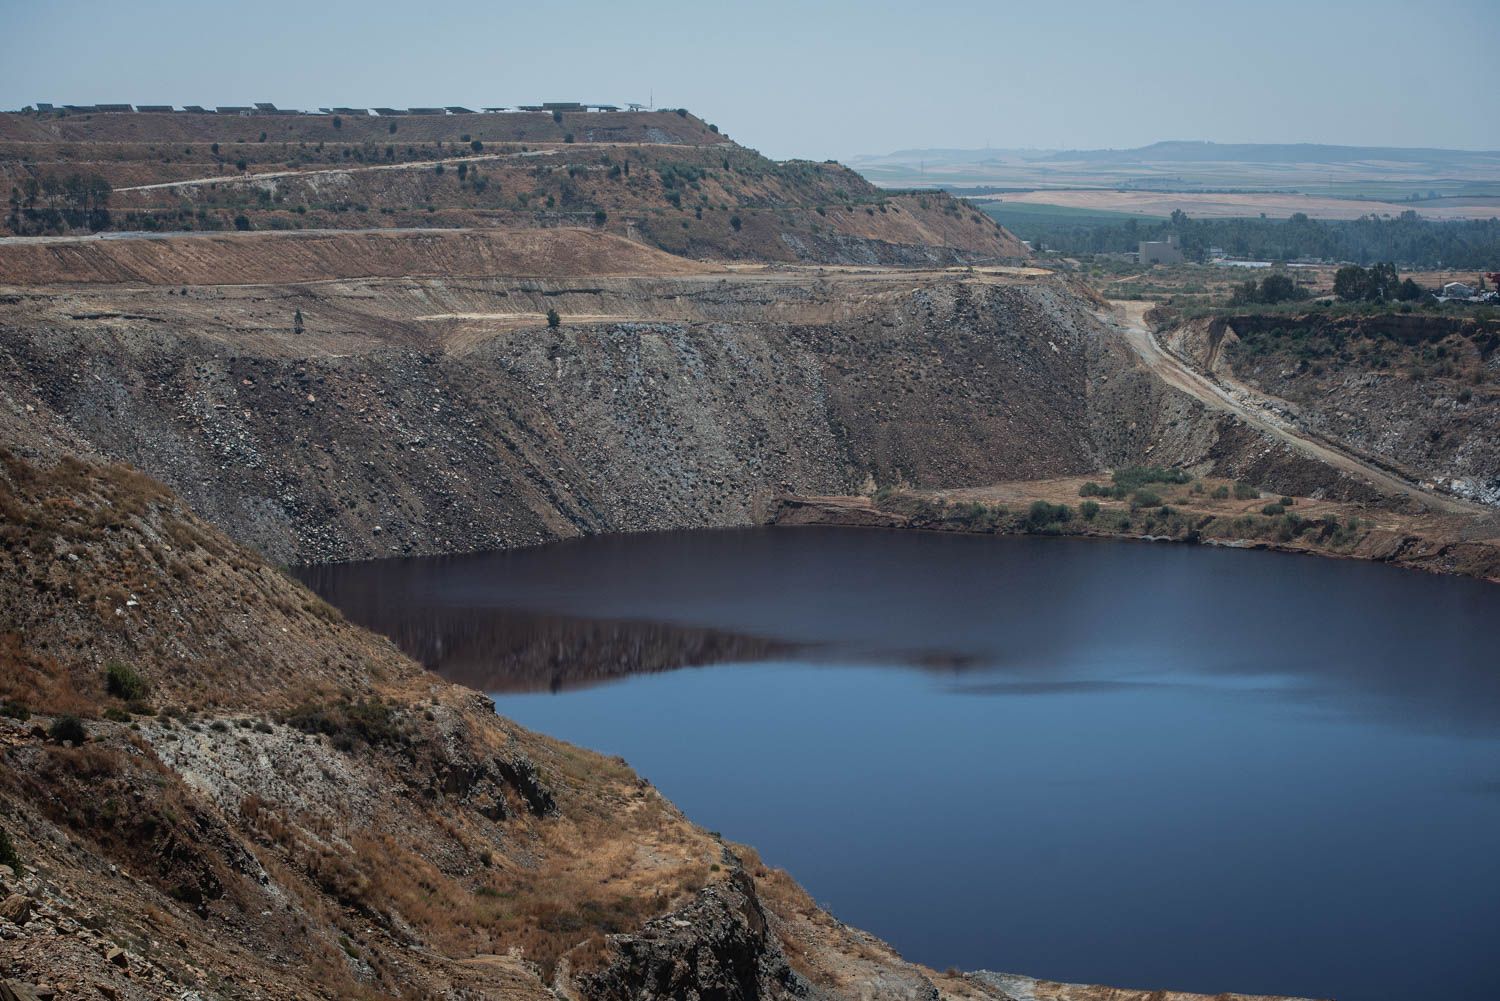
[0,268,1093,563]
[1,261,1397,564]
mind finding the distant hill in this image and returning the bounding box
[1040,141,1500,167]
[850,140,1500,205]
[0,108,1026,263]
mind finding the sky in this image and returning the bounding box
[4,0,1497,161]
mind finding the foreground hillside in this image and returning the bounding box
[1,109,1024,265]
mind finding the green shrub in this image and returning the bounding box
[1079,500,1100,520]
[1130,490,1163,510]
[1233,482,1259,500]
[1079,481,1107,497]
[1279,496,1295,507]
[1211,485,1230,500]
[1026,501,1072,529]
[282,699,406,752]
[103,707,130,723]
[546,308,561,329]
[104,661,148,701]
[1112,466,1190,491]
[1261,503,1286,516]
[0,700,30,721]
[0,826,18,874]
[49,715,87,745]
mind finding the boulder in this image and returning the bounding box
[0,894,32,925]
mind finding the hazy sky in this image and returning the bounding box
[4,0,1496,160]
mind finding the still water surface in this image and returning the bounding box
[297,528,1500,1001]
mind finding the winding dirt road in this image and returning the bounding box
[1107,300,1482,514]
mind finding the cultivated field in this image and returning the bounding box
[975,188,1500,221]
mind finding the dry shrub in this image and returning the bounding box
[0,632,93,716]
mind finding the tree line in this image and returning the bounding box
[6,173,113,235]
[991,207,1500,269]
[1227,263,1433,307]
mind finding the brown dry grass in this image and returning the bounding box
[0,228,721,286]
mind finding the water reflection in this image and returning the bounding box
[297,528,1500,734]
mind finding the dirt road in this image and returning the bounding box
[110,141,704,193]
[1107,300,1482,514]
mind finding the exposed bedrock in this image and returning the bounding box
[1,273,1383,563]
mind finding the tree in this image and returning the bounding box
[729,214,742,232]
[389,120,397,134]
[1396,277,1424,301]
[234,215,251,231]
[1258,273,1301,304]
[1229,279,1261,305]
[594,209,607,225]
[332,115,342,129]
[293,308,304,334]
[1368,262,1399,300]
[1333,265,1373,302]
[545,309,561,329]
[471,139,483,153]
[552,110,563,124]
[1334,263,1402,302]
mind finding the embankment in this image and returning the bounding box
[1158,308,1500,506]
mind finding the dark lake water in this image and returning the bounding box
[296,528,1500,1001]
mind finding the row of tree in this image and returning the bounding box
[1228,264,1428,307]
[1330,263,1424,302]
[1228,272,1309,305]
[5,173,113,235]
[994,207,1500,269]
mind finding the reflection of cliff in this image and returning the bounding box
[359,607,796,693]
